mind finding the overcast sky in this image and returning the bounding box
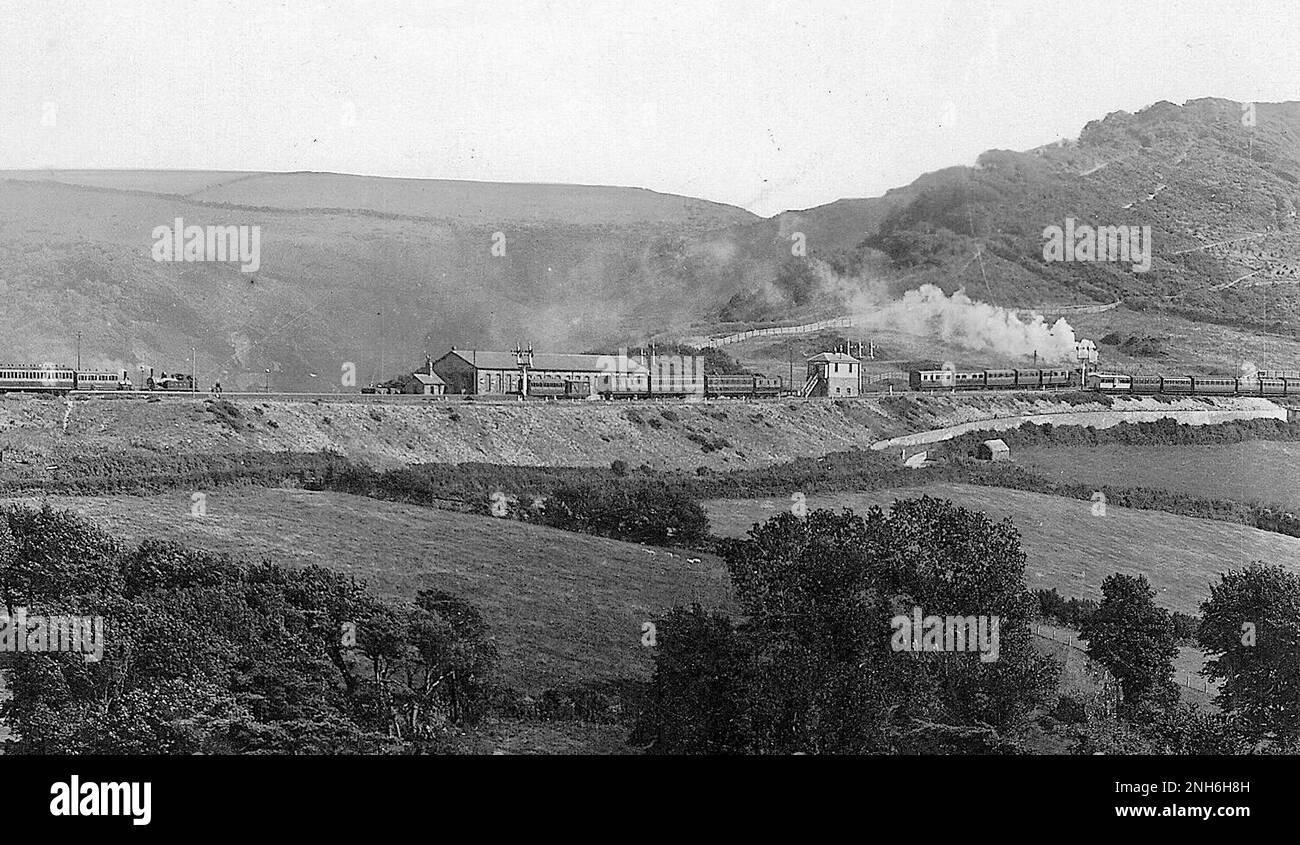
[2,0,1297,216]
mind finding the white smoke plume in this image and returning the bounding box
[805,260,1077,362]
[840,276,1077,363]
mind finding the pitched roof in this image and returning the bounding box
[806,352,859,363]
[982,439,1009,451]
[408,372,445,385]
[438,349,648,373]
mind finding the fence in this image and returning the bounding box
[1031,623,1217,695]
[701,316,855,348]
[1016,299,1123,319]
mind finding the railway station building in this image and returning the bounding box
[431,348,649,395]
[399,358,447,395]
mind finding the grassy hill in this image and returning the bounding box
[8,98,1300,392]
[1016,440,1300,512]
[703,483,1300,616]
[4,487,734,692]
[0,172,786,392]
[852,99,1300,331]
[1,170,759,227]
[706,99,1300,373]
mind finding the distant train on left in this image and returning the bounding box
[0,365,196,395]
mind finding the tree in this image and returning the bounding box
[0,519,16,614]
[542,478,708,546]
[634,605,752,754]
[0,502,496,754]
[640,497,1058,753]
[1079,574,1179,715]
[1198,562,1300,746]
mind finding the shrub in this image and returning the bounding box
[541,478,709,546]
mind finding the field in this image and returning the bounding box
[4,489,733,693]
[702,483,1300,616]
[1015,441,1300,512]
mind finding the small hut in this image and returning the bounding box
[977,439,1010,461]
[402,357,447,395]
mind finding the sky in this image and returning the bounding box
[1,0,1298,217]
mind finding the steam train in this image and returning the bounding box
[0,365,195,395]
[907,365,1300,397]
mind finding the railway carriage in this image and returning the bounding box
[1129,375,1162,395]
[1043,368,1072,387]
[0,364,76,394]
[1014,368,1042,388]
[74,370,130,391]
[1087,373,1131,392]
[705,374,758,396]
[1190,376,1237,395]
[985,368,1016,388]
[1258,378,1288,396]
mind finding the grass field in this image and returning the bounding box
[1016,441,1300,512]
[703,483,1300,616]
[4,489,734,693]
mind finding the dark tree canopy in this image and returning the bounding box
[638,496,1057,754]
[0,504,496,754]
[1079,574,1180,716]
[1199,562,1300,745]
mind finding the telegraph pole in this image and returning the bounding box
[513,343,533,397]
[191,347,196,393]
[76,331,81,370]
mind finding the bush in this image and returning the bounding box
[542,478,709,546]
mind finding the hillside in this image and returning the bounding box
[7,98,1300,392]
[0,172,786,392]
[704,484,1300,617]
[696,99,1300,375]
[0,170,759,227]
[3,487,733,692]
[0,392,1281,480]
[849,99,1300,331]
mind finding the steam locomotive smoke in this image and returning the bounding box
[853,283,1078,363]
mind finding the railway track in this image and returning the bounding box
[9,384,1098,405]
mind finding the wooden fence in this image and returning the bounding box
[701,316,856,348]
